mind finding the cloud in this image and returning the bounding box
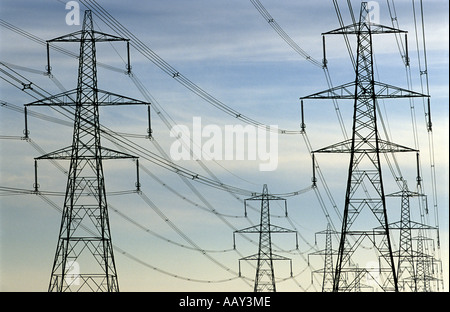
[1,0,448,292]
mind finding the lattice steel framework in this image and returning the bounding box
[309,223,337,292]
[393,181,419,291]
[26,10,149,292]
[301,2,429,292]
[234,184,297,292]
[386,179,440,291]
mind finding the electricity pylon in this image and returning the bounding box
[414,230,438,291]
[386,179,440,291]
[26,10,149,292]
[389,181,420,291]
[233,184,298,292]
[308,223,338,292]
[301,2,429,292]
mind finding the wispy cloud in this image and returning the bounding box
[1,0,448,292]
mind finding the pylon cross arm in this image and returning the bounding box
[26,89,150,107]
[48,30,129,43]
[300,81,428,100]
[312,139,417,154]
[239,253,291,261]
[35,146,137,160]
[323,22,406,36]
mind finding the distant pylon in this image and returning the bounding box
[390,180,418,291]
[308,223,337,292]
[301,2,429,292]
[26,10,150,292]
[415,230,433,291]
[385,179,436,291]
[234,184,298,292]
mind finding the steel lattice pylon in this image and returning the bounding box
[301,2,429,292]
[386,180,430,291]
[234,184,297,292]
[386,179,440,292]
[393,181,418,291]
[309,223,338,292]
[26,10,149,292]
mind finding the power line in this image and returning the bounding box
[78,0,301,135]
[1,58,319,291]
[1,10,329,290]
[1,1,443,292]
[249,0,322,68]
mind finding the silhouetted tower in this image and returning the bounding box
[26,10,149,292]
[320,224,335,291]
[300,2,429,292]
[415,230,432,291]
[413,228,442,291]
[388,180,418,291]
[234,184,298,292]
[385,179,433,291]
[309,223,337,292]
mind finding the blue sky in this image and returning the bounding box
[0,0,448,292]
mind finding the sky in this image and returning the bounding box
[0,0,448,292]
